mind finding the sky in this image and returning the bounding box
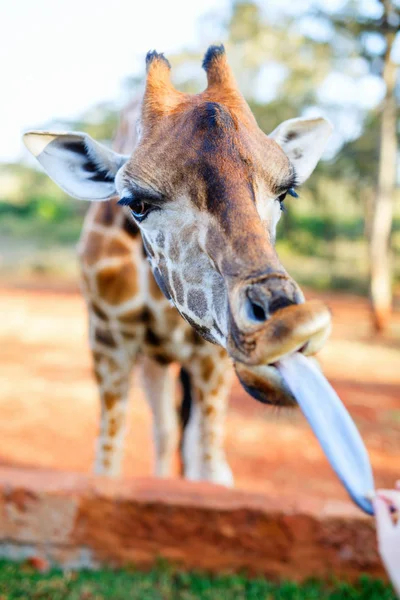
[1,0,397,164]
[0,0,228,163]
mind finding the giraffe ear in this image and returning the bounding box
[23,131,129,201]
[269,117,333,184]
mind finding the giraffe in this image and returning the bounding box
[23,45,332,485]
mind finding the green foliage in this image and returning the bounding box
[0,561,395,600]
[0,1,398,294]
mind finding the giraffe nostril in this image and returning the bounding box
[243,279,298,327]
[246,299,268,323]
[269,296,295,314]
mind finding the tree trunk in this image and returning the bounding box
[369,5,398,333]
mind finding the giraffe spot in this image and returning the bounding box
[102,443,113,452]
[91,302,108,321]
[211,275,227,322]
[196,388,205,403]
[205,405,215,416]
[172,271,185,305]
[145,328,162,346]
[108,417,120,437]
[151,350,174,365]
[187,289,208,319]
[180,225,197,246]
[156,231,165,248]
[93,201,117,226]
[205,224,226,263]
[94,367,102,384]
[121,330,137,341]
[83,231,106,266]
[95,328,116,348]
[184,327,205,347]
[141,308,152,324]
[93,351,104,364]
[169,240,180,262]
[181,245,204,285]
[108,359,123,373]
[118,307,143,324]
[104,392,119,411]
[111,376,125,389]
[182,264,203,285]
[108,236,132,258]
[217,373,225,388]
[103,458,111,469]
[211,381,224,395]
[96,261,138,305]
[200,356,215,382]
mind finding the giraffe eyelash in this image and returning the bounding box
[118,196,133,206]
[277,187,298,212]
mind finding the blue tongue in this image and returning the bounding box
[277,353,374,515]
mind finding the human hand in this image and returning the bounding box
[373,483,400,597]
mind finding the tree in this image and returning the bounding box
[307,0,399,330]
[369,0,399,331]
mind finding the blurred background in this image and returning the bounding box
[2,0,400,328]
[0,0,399,503]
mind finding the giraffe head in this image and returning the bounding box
[24,46,333,405]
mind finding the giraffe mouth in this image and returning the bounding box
[235,361,294,406]
[235,355,317,407]
[233,300,332,408]
[228,299,332,367]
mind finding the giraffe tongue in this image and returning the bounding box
[277,353,374,515]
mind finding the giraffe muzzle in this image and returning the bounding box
[227,298,332,367]
[232,299,331,408]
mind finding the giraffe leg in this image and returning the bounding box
[183,353,234,487]
[181,399,202,481]
[140,356,179,478]
[91,325,137,477]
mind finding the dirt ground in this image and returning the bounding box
[1,283,399,510]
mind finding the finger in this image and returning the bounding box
[373,496,393,537]
[376,490,400,511]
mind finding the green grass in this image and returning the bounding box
[0,561,395,600]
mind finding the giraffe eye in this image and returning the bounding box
[118,197,156,222]
[130,199,152,221]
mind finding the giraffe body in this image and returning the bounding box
[24,45,334,483]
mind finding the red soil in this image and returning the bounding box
[0,284,399,512]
